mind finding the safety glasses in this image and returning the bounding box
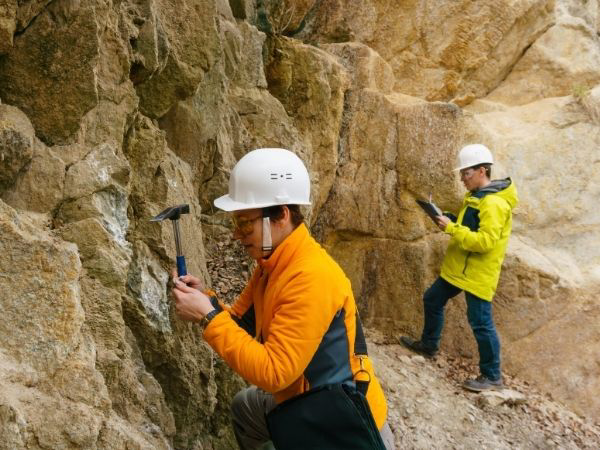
[459,168,477,179]
[230,214,262,236]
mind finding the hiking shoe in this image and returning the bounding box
[399,336,437,359]
[462,375,504,392]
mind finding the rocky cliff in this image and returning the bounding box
[0,0,599,448]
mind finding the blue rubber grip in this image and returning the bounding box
[176,255,187,277]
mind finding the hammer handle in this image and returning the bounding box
[176,255,187,277]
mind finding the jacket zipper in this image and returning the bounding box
[463,252,471,275]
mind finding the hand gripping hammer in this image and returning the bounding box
[150,204,190,276]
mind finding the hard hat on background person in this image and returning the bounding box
[214,148,311,212]
[454,144,494,171]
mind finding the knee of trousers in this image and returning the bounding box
[230,387,252,421]
[467,317,496,333]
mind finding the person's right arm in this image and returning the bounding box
[202,269,341,393]
[444,196,509,253]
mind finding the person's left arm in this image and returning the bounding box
[439,197,509,253]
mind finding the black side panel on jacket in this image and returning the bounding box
[231,304,256,336]
[461,206,481,231]
[462,186,503,231]
[304,309,353,389]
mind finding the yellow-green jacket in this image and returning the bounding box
[203,224,388,428]
[441,178,518,301]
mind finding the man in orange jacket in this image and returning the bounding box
[171,148,392,450]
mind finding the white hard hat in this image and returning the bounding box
[454,144,494,171]
[214,148,311,211]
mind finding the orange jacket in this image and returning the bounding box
[203,224,388,428]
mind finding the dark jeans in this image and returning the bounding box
[420,277,501,381]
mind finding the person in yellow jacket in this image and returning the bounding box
[401,144,519,392]
[171,148,392,449]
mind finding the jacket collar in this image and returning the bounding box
[259,223,309,275]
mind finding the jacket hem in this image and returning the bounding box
[439,273,493,301]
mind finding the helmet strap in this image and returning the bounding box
[261,217,273,253]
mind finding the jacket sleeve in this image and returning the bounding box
[444,196,509,253]
[202,270,341,393]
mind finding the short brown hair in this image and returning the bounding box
[472,163,492,179]
[262,205,304,228]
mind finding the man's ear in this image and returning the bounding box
[272,205,291,228]
[280,205,291,225]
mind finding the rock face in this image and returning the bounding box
[130,0,220,119]
[0,0,598,448]
[0,2,103,144]
[297,0,556,103]
[266,35,349,215]
[0,200,170,448]
[0,105,34,191]
[0,201,83,374]
[487,5,600,105]
[0,0,17,54]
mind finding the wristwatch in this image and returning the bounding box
[202,309,220,326]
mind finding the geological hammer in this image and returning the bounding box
[150,204,190,276]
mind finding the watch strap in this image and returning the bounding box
[203,309,220,326]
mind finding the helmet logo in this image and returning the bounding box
[270,173,293,180]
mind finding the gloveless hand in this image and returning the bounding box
[171,269,205,291]
[172,278,215,322]
[435,215,451,231]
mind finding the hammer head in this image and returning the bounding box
[150,204,190,222]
